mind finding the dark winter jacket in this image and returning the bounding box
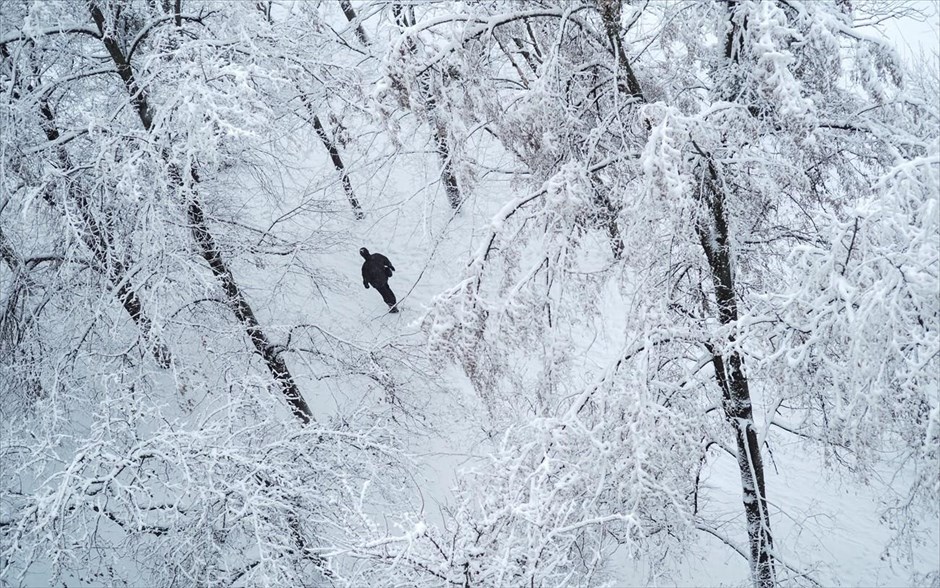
[360,248,395,289]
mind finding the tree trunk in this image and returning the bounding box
[392,2,463,210]
[597,0,644,100]
[301,99,364,220]
[181,182,313,424]
[596,5,773,581]
[0,41,172,368]
[430,117,462,210]
[90,2,313,424]
[338,0,370,46]
[697,159,775,588]
[592,2,640,258]
[693,5,775,584]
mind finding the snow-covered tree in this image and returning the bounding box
[393,0,939,585]
[2,0,936,586]
[1,1,428,584]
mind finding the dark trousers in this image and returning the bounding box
[376,284,397,307]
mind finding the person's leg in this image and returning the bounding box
[377,285,398,312]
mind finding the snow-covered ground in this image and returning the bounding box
[253,127,939,586]
[3,2,937,585]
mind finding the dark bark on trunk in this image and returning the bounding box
[588,178,625,260]
[597,0,644,101]
[90,3,313,424]
[592,2,637,259]
[697,159,775,588]
[313,114,363,219]
[182,183,313,424]
[430,118,462,210]
[255,2,272,24]
[90,7,154,131]
[702,5,775,585]
[511,36,539,72]
[392,3,463,210]
[338,0,370,46]
[0,227,21,274]
[301,98,363,219]
[600,192,624,259]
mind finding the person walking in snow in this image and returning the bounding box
[360,247,399,313]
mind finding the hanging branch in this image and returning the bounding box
[0,39,172,369]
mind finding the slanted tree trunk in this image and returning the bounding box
[251,0,363,220]
[392,3,463,210]
[598,0,644,100]
[338,0,370,46]
[301,98,364,219]
[602,3,774,584]
[90,2,313,424]
[312,114,364,219]
[697,156,775,588]
[589,179,625,259]
[429,117,462,210]
[697,4,775,585]
[592,2,641,258]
